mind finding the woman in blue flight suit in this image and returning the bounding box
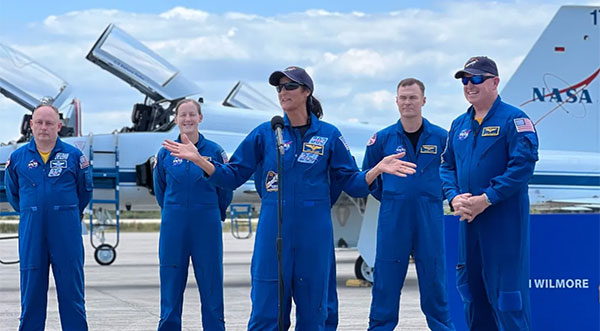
[163,66,415,330]
[153,99,232,331]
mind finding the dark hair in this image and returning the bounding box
[305,89,323,119]
[175,99,201,116]
[397,78,425,95]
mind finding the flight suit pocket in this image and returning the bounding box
[456,264,472,303]
[498,291,523,312]
[53,205,80,231]
[18,209,38,270]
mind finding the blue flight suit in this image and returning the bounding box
[363,118,455,331]
[440,96,538,331]
[154,133,232,331]
[5,138,92,331]
[208,113,373,330]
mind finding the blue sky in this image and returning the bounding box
[0,0,595,142]
[2,0,440,23]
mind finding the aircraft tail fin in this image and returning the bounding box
[501,5,600,153]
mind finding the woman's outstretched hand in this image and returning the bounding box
[162,134,200,162]
[377,152,417,177]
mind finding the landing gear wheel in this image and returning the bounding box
[354,255,373,283]
[94,244,116,265]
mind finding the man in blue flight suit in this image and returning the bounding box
[5,104,93,330]
[364,78,455,331]
[440,56,539,330]
[153,99,232,330]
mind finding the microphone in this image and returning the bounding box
[271,116,285,155]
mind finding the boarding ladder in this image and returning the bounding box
[229,203,253,239]
[0,161,19,265]
[88,133,120,265]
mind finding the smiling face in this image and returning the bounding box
[31,105,61,146]
[396,83,426,120]
[278,76,310,114]
[174,101,202,136]
[463,74,499,108]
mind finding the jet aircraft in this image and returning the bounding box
[1,6,598,279]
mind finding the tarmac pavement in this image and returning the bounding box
[0,232,428,330]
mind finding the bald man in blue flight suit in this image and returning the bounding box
[440,56,538,330]
[5,104,93,330]
[364,78,455,331]
[153,99,232,330]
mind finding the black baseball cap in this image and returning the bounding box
[454,56,499,78]
[269,66,314,92]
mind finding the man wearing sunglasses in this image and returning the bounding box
[440,56,539,331]
[363,78,455,331]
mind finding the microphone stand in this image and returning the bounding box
[276,132,285,331]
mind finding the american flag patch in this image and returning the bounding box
[514,118,535,133]
[79,155,90,169]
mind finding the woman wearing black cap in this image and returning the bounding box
[163,66,416,330]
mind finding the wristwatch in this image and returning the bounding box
[482,193,492,206]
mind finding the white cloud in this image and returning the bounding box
[159,7,210,21]
[0,1,569,143]
[353,90,396,111]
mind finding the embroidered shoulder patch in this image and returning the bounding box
[339,136,350,151]
[79,155,90,169]
[221,151,229,163]
[367,133,377,146]
[514,118,535,133]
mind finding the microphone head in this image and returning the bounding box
[271,115,284,130]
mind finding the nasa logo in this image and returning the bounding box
[532,87,592,104]
[530,68,599,104]
[458,129,471,140]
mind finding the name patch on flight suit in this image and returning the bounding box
[172,157,183,166]
[54,152,69,160]
[28,159,39,169]
[302,143,324,155]
[50,160,68,169]
[420,145,438,154]
[482,126,500,136]
[265,170,278,192]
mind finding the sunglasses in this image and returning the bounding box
[276,82,303,92]
[461,75,495,85]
